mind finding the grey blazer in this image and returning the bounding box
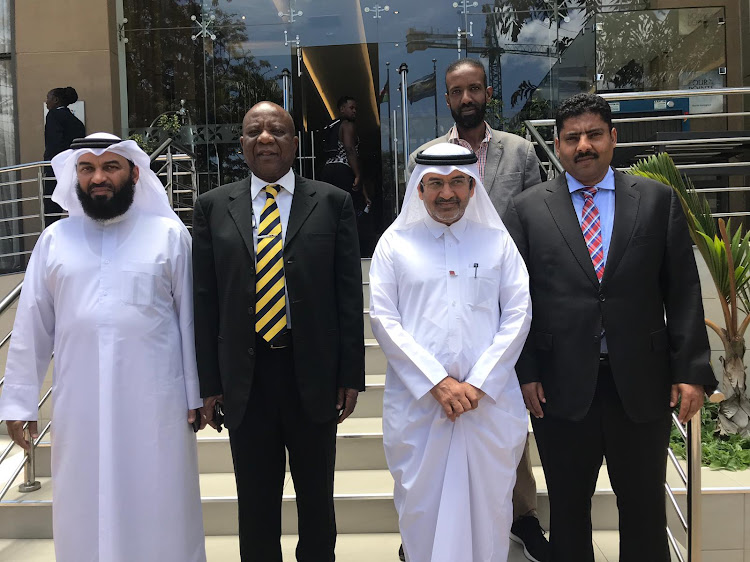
[407,127,542,216]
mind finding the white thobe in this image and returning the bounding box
[0,210,206,562]
[369,216,531,562]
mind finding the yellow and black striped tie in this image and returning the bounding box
[255,184,287,342]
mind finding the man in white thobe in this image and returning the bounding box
[0,133,206,562]
[370,143,531,562]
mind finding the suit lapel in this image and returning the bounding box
[602,171,640,283]
[227,178,255,261]
[483,130,503,196]
[545,176,600,288]
[285,175,317,247]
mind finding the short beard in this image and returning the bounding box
[451,101,486,129]
[76,175,136,222]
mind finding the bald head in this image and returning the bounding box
[241,102,299,183]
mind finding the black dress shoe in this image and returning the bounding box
[398,543,405,561]
[510,515,550,562]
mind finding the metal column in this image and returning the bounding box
[281,68,292,112]
[398,63,410,168]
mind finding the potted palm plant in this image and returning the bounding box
[628,152,750,438]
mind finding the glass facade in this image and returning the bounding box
[121,1,732,251]
[0,0,15,169]
[0,0,17,272]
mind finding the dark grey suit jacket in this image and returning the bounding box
[407,127,541,216]
[503,170,716,423]
[192,174,365,428]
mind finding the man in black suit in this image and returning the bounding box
[193,101,365,562]
[502,93,716,562]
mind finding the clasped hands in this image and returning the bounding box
[430,376,485,422]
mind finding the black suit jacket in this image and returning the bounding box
[192,174,365,428]
[503,170,716,423]
[44,107,85,160]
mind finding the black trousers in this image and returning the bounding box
[532,359,672,562]
[43,167,64,226]
[228,340,337,562]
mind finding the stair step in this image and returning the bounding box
[365,340,386,375]
[2,461,693,539]
[361,259,371,283]
[29,412,544,478]
[0,531,638,561]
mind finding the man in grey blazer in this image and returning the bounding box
[407,59,541,218]
[407,58,547,562]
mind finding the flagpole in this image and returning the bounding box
[432,58,438,138]
[386,62,392,163]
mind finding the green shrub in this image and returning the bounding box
[670,402,750,471]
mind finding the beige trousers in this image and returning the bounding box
[512,435,538,520]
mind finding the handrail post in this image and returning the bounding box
[166,149,174,208]
[392,109,399,215]
[17,427,41,493]
[37,166,46,231]
[687,412,702,561]
[398,63,409,164]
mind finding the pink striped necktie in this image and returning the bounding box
[579,186,605,282]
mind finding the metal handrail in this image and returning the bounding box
[617,137,750,149]
[0,386,53,501]
[0,420,51,502]
[149,137,197,163]
[0,161,50,175]
[664,411,702,562]
[528,111,750,128]
[599,87,750,101]
[525,121,564,175]
[0,281,24,390]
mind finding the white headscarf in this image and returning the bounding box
[50,132,188,234]
[392,143,506,232]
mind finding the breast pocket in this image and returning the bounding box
[120,261,162,306]
[461,267,501,311]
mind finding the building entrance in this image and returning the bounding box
[293,42,385,256]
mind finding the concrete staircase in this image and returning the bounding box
[0,263,723,561]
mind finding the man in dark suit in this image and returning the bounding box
[502,93,716,562]
[407,58,547,562]
[192,101,365,562]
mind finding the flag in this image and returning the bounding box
[378,78,390,105]
[407,71,436,104]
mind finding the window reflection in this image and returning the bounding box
[121,1,731,242]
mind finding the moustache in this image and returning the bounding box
[435,197,460,205]
[574,151,598,162]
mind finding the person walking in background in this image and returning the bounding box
[503,93,716,561]
[408,58,547,562]
[321,95,372,254]
[43,86,85,224]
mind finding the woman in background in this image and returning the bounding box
[44,86,85,224]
